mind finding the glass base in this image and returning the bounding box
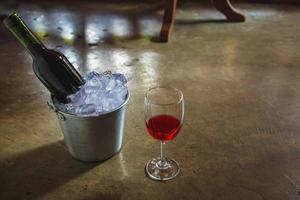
[145,157,180,181]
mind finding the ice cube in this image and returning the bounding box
[102,98,119,112]
[105,78,117,91]
[112,73,127,84]
[84,71,101,81]
[75,104,96,115]
[67,88,86,106]
[108,85,127,100]
[84,91,104,105]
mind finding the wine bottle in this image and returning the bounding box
[3,12,85,103]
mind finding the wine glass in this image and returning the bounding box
[144,86,184,181]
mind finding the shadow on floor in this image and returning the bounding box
[0,140,100,199]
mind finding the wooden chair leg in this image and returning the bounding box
[160,0,178,42]
[212,0,245,22]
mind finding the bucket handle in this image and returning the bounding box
[47,100,57,112]
[47,100,66,121]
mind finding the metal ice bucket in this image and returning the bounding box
[48,94,129,162]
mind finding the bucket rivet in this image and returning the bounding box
[57,113,65,121]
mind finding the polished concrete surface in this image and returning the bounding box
[1,1,300,199]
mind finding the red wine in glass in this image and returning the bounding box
[146,114,181,141]
[144,86,184,181]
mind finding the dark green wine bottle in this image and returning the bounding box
[3,12,85,103]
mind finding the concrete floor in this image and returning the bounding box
[1,1,300,199]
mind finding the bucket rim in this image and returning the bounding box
[52,91,130,118]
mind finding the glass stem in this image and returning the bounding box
[160,141,165,162]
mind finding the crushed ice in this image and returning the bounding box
[55,71,128,116]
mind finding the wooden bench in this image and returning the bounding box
[160,0,245,42]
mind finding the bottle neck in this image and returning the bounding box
[3,12,46,56]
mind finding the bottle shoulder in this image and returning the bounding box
[34,48,66,64]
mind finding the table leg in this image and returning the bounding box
[160,0,178,42]
[212,0,245,22]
